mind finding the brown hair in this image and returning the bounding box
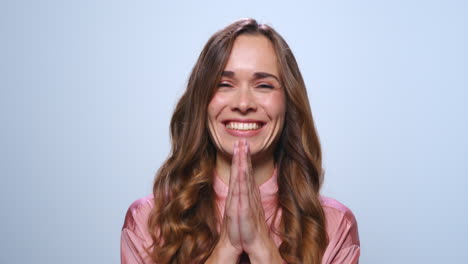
[148,18,328,264]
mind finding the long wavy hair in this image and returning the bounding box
[148,18,328,264]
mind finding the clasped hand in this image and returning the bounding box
[208,139,282,264]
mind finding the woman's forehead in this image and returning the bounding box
[223,35,279,78]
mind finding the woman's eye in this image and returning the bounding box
[217,83,233,88]
[257,84,274,89]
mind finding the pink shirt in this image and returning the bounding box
[121,171,360,263]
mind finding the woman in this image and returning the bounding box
[121,18,360,264]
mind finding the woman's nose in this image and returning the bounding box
[231,87,257,113]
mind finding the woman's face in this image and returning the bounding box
[207,34,286,159]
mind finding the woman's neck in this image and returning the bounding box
[215,151,275,186]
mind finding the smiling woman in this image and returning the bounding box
[121,18,360,264]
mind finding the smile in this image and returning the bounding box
[222,120,266,137]
[225,121,264,131]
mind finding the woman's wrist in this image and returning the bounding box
[206,238,240,264]
[247,239,284,264]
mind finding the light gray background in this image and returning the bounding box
[1,0,467,263]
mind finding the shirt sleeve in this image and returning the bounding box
[328,244,360,264]
[321,197,361,264]
[120,197,155,264]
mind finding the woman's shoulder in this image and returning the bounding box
[121,195,156,263]
[320,196,357,224]
[122,194,155,232]
[320,196,361,263]
[320,196,360,245]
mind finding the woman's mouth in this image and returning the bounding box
[225,121,264,130]
[223,120,265,137]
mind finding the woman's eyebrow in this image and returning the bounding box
[221,71,279,82]
[253,72,280,82]
[221,71,235,77]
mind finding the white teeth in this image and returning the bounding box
[226,122,261,130]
